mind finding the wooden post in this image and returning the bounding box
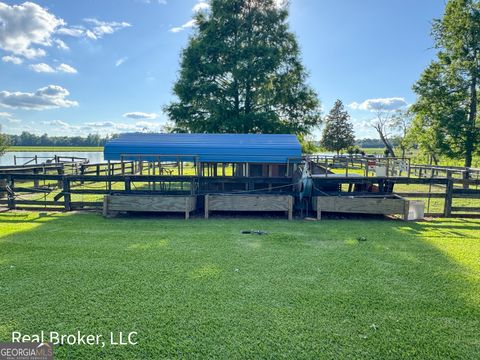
[125,177,131,192]
[403,200,410,221]
[107,161,112,191]
[63,177,71,211]
[57,167,64,189]
[288,196,293,220]
[0,179,6,200]
[102,195,109,217]
[444,170,453,217]
[316,198,321,220]
[462,169,470,190]
[204,195,209,219]
[7,176,15,210]
[33,169,39,188]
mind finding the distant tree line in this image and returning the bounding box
[5,132,115,147]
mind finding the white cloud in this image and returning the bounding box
[29,63,55,73]
[348,97,408,112]
[1,55,23,64]
[54,38,69,50]
[0,85,79,110]
[86,121,116,128]
[29,62,77,74]
[58,18,130,41]
[123,112,158,120]
[57,63,77,73]
[42,119,70,128]
[193,1,210,12]
[139,0,167,4]
[0,111,20,123]
[169,19,197,33]
[115,57,127,67]
[56,27,84,37]
[85,120,165,133]
[83,18,131,39]
[0,1,64,58]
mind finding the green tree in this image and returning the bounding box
[165,0,321,135]
[320,100,355,155]
[391,109,413,159]
[0,126,8,156]
[411,0,480,167]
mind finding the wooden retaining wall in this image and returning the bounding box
[205,194,293,220]
[313,195,410,220]
[103,194,197,219]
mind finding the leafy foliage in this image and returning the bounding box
[321,100,355,154]
[165,0,321,135]
[0,132,8,156]
[411,0,480,167]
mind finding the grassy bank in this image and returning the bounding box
[0,213,478,359]
[7,146,103,152]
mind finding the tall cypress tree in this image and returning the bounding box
[165,0,321,135]
[321,100,355,155]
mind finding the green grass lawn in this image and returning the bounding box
[7,146,103,152]
[0,213,479,359]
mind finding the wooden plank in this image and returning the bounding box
[207,195,292,212]
[314,196,408,216]
[395,192,445,198]
[105,195,197,213]
[451,207,480,213]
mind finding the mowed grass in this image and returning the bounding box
[0,213,479,359]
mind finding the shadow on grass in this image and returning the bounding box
[0,212,478,359]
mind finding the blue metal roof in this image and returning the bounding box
[104,133,302,163]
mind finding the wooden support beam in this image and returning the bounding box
[444,170,454,217]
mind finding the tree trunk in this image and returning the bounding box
[376,129,396,157]
[465,71,477,168]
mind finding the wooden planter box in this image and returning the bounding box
[313,195,416,220]
[103,195,197,219]
[205,194,293,220]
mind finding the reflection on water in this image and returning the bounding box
[0,152,104,166]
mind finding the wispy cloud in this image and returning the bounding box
[169,0,209,33]
[123,112,158,120]
[57,63,77,73]
[115,57,128,67]
[2,55,23,64]
[29,63,55,73]
[169,19,197,33]
[29,63,78,74]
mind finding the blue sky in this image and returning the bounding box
[0,0,445,138]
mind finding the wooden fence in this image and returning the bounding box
[0,170,479,218]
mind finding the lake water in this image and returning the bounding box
[0,152,104,166]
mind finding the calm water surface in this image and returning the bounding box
[0,152,104,166]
